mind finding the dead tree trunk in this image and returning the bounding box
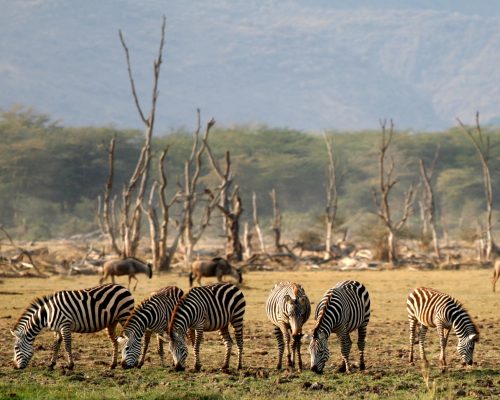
[457,112,496,260]
[243,222,254,260]
[98,16,166,258]
[270,188,284,252]
[419,153,441,260]
[217,189,244,261]
[252,191,266,254]
[323,133,339,260]
[372,120,415,263]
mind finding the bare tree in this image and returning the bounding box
[419,146,441,259]
[270,188,284,252]
[372,120,415,263]
[457,112,496,260]
[98,16,166,258]
[216,188,244,261]
[323,133,339,260]
[252,191,266,254]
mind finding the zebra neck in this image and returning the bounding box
[451,310,477,339]
[18,303,48,339]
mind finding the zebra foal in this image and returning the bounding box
[407,287,479,371]
[11,283,134,370]
[169,282,245,372]
[309,280,371,374]
[266,282,311,372]
[118,286,184,369]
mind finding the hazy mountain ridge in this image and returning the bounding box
[1,1,499,132]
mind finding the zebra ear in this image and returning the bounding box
[284,294,293,304]
[468,333,478,342]
[298,296,307,305]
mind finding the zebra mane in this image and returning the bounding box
[313,290,335,336]
[168,292,190,334]
[14,294,52,329]
[123,294,153,328]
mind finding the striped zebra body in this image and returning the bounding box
[309,280,370,374]
[266,282,311,371]
[11,283,134,370]
[119,286,184,369]
[407,287,479,370]
[169,282,245,371]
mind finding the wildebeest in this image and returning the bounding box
[99,257,153,291]
[492,259,500,292]
[189,257,242,287]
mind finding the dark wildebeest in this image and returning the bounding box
[492,259,500,292]
[99,257,153,291]
[189,257,242,287]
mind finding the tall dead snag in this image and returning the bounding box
[372,120,415,263]
[98,17,165,257]
[419,147,441,259]
[323,133,339,260]
[180,112,223,267]
[216,188,244,261]
[252,191,266,254]
[270,188,284,252]
[457,112,496,260]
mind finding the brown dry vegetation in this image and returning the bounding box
[0,266,499,399]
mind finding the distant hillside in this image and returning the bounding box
[1,1,500,132]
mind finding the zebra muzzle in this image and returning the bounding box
[121,361,134,369]
[174,363,185,372]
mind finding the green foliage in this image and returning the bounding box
[1,107,500,241]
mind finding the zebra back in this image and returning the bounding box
[407,287,479,341]
[123,286,184,335]
[169,283,245,336]
[313,280,370,337]
[266,282,311,335]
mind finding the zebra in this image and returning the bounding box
[407,287,479,371]
[118,286,184,369]
[309,280,371,374]
[11,283,134,370]
[168,282,245,372]
[265,281,311,372]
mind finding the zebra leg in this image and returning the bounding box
[138,330,152,368]
[338,333,353,373]
[408,317,417,364]
[156,334,165,368]
[48,332,63,370]
[418,325,429,368]
[193,328,204,372]
[219,327,233,370]
[273,326,285,370]
[107,322,119,369]
[61,326,74,370]
[437,324,449,372]
[292,334,303,372]
[357,324,368,371]
[283,327,293,369]
[234,323,244,370]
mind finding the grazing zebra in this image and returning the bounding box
[309,280,371,374]
[169,282,245,372]
[11,283,134,370]
[118,286,184,369]
[266,282,311,372]
[407,287,479,371]
[99,257,153,291]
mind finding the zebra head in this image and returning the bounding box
[457,333,478,366]
[309,330,330,374]
[169,329,188,371]
[11,329,33,369]
[118,333,141,369]
[284,294,307,337]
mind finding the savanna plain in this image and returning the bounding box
[0,268,498,400]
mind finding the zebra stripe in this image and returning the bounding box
[266,282,311,371]
[309,280,370,374]
[168,282,245,371]
[119,286,184,369]
[11,283,134,370]
[407,287,479,370]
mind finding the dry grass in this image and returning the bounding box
[0,268,499,399]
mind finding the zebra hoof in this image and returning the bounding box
[359,363,366,371]
[47,364,55,371]
[337,364,347,373]
[194,364,202,372]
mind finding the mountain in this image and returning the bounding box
[1,1,500,132]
